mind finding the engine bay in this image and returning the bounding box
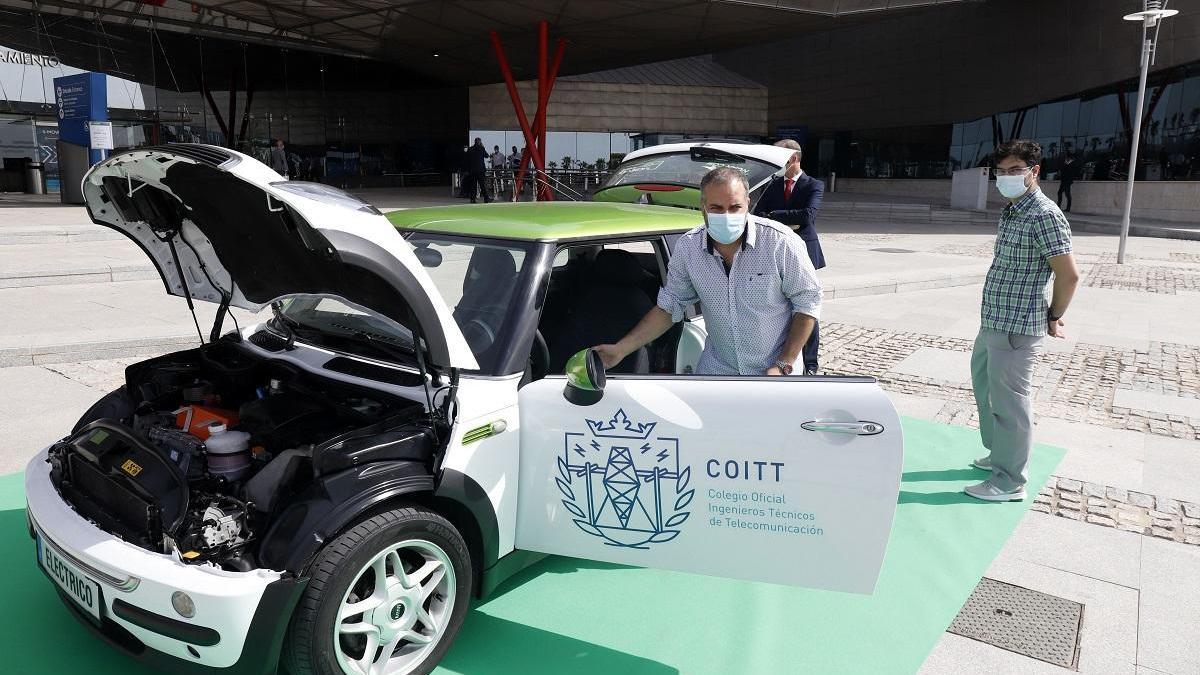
[47,339,438,571]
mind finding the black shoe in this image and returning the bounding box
[470,199,477,204]
[804,367,818,376]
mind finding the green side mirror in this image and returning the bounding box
[563,348,606,406]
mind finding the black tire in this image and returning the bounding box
[282,507,472,675]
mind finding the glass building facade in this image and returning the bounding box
[951,59,1200,181]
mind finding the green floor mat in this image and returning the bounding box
[0,417,1062,674]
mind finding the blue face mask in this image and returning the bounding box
[706,212,746,245]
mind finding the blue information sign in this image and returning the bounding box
[53,72,108,165]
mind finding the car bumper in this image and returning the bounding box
[24,448,306,675]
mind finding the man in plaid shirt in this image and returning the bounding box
[966,140,1080,502]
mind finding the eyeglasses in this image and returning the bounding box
[992,165,1034,177]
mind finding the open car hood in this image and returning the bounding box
[82,144,477,370]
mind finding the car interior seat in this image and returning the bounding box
[548,248,653,374]
[453,247,519,359]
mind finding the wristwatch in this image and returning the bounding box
[775,360,794,375]
[1047,308,1062,322]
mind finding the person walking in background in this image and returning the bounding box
[596,166,822,376]
[1057,153,1077,212]
[509,145,524,199]
[968,139,1080,502]
[269,139,289,179]
[753,138,825,375]
[490,145,506,171]
[465,137,492,204]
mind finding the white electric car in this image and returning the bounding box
[25,145,903,675]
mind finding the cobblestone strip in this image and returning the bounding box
[1034,477,1200,546]
[1170,252,1200,264]
[821,323,1200,440]
[1084,263,1200,294]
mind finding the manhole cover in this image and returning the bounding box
[948,578,1083,669]
[869,247,916,253]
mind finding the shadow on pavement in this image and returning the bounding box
[898,490,1004,506]
[902,468,984,482]
[442,609,676,675]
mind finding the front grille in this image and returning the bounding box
[62,453,159,549]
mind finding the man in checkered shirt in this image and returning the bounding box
[966,139,1080,502]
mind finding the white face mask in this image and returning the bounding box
[706,212,747,245]
[995,174,1030,199]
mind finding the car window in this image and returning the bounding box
[538,238,671,376]
[403,233,535,373]
[600,151,777,190]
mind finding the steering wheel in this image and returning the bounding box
[522,329,550,387]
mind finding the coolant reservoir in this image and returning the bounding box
[204,423,252,481]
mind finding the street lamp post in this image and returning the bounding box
[1117,0,1178,264]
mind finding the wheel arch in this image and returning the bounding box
[267,464,497,598]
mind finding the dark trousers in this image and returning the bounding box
[802,320,819,373]
[465,171,492,203]
[1057,182,1072,212]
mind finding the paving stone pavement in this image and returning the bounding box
[1032,477,1200,547]
[1083,263,1200,295]
[820,323,1200,441]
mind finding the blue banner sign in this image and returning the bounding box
[53,72,108,165]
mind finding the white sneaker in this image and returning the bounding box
[964,480,1026,502]
[971,456,992,471]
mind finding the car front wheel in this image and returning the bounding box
[283,507,472,675]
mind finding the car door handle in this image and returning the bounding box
[801,421,885,435]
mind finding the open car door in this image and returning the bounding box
[515,363,903,595]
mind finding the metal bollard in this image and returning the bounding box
[829,172,837,193]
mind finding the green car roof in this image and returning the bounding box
[386,201,702,242]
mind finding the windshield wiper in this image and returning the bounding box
[269,303,324,350]
[344,329,416,362]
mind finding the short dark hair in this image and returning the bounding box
[995,139,1042,167]
[700,166,749,195]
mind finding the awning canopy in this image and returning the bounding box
[0,0,975,90]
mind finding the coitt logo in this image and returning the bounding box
[557,409,693,549]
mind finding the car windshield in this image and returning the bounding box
[268,181,382,214]
[600,151,778,190]
[402,232,536,373]
[276,296,418,358]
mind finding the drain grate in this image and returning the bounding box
[948,577,1083,669]
[869,247,917,253]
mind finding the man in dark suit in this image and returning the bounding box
[1057,154,1077,212]
[465,137,492,203]
[753,139,825,375]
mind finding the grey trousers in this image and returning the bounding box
[971,328,1043,491]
